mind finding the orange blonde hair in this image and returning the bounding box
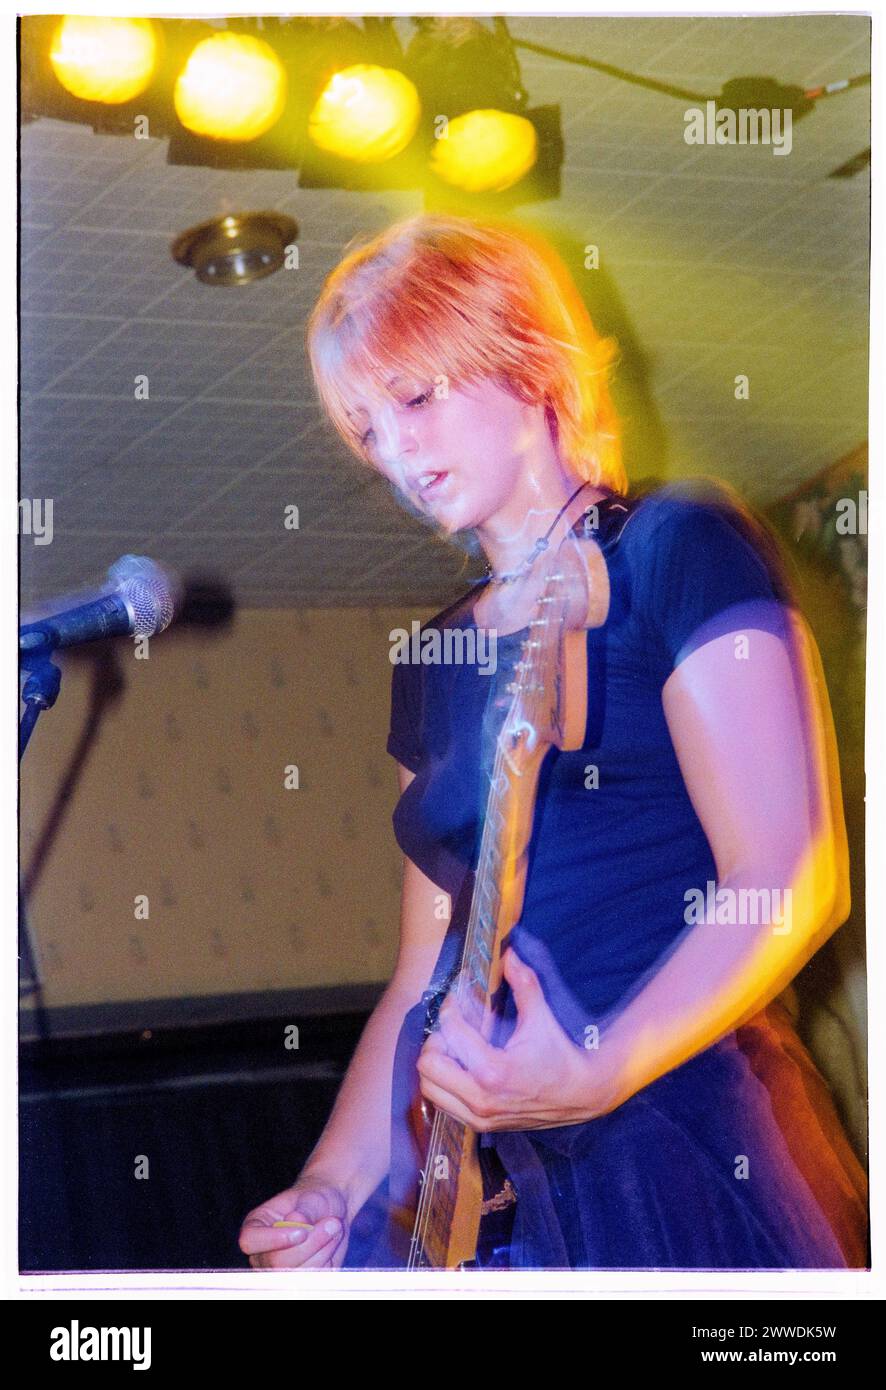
[306,212,625,493]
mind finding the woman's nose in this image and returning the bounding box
[375,403,418,470]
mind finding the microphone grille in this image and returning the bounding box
[107,555,181,638]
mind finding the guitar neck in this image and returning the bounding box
[459,731,548,1030]
[409,729,548,1269]
[407,544,602,1268]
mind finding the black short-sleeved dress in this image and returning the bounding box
[371,484,868,1270]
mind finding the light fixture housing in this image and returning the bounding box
[173,31,287,142]
[21,15,563,208]
[171,212,298,286]
[429,109,538,193]
[308,64,421,163]
[49,15,158,105]
[402,17,558,208]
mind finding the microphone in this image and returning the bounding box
[20,555,182,657]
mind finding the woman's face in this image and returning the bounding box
[345,372,542,536]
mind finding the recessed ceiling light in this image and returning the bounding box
[171,211,298,286]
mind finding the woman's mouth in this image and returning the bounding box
[417,470,450,499]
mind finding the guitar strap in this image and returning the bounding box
[572,485,641,551]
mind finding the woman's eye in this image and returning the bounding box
[407,390,432,408]
[360,427,375,447]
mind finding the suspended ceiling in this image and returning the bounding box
[19,13,870,611]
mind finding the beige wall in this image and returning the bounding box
[20,606,434,1011]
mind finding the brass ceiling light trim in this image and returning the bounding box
[171,211,298,285]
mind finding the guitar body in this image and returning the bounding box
[387,985,511,1268]
[383,527,612,1269]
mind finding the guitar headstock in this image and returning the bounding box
[499,530,610,759]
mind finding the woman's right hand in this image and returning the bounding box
[238,1177,350,1269]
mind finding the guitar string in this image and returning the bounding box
[410,629,528,1266]
[410,721,509,1265]
[411,543,586,1264]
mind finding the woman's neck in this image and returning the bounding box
[476,466,607,580]
[471,465,610,634]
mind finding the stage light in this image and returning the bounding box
[402,19,551,201]
[308,65,421,163]
[429,109,538,193]
[27,14,561,205]
[49,16,157,105]
[174,32,286,142]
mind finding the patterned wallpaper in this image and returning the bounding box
[20,605,435,1012]
[18,573,867,1157]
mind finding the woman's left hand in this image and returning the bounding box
[416,949,625,1131]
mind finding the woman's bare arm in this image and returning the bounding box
[414,612,854,1132]
[600,611,850,1103]
[297,762,452,1222]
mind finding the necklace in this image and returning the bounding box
[482,480,594,585]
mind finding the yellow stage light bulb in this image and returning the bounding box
[50,16,157,105]
[309,65,420,163]
[430,110,538,193]
[174,32,286,142]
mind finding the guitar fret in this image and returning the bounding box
[436,1117,461,1162]
[426,1182,456,1214]
[435,1134,460,1168]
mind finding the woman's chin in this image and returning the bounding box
[419,489,483,537]
[425,499,465,534]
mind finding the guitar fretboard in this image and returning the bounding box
[409,684,543,1268]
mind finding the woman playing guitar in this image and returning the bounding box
[239,214,867,1270]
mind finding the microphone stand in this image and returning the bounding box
[19,645,62,1013]
[20,647,62,762]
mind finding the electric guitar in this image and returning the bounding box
[386,522,612,1269]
